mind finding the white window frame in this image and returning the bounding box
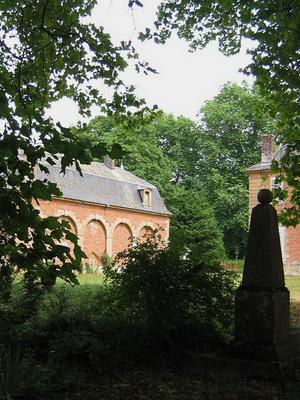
[139,188,152,207]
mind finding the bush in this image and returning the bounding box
[104,234,237,351]
[7,236,237,371]
[0,264,15,302]
[0,346,54,399]
[40,264,57,287]
[14,285,139,372]
[0,276,44,345]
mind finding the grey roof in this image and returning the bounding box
[36,159,171,216]
[247,147,286,172]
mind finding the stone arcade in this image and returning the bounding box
[34,157,171,267]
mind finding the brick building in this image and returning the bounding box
[35,157,171,267]
[248,135,300,275]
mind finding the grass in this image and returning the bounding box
[286,276,300,303]
[46,266,300,308]
[226,259,300,302]
[68,268,300,307]
[52,273,105,302]
[13,268,300,324]
[77,272,104,285]
[55,272,104,289]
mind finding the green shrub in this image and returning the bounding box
[83,263,99,274]
[0,264,15,302]
[0,346,54,399]
[102,251,112,270]
[8,237,237,370]
[104,234,237,350]
[40,264,57,287]
[0,277,44,345]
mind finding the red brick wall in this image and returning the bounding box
[286,225,300,264]
[248,171,285,214]
[36,197,169,267]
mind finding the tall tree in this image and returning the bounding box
[166,183,225,265]
[82,93,276,259]
[144,87,276,258]
[152,114,200,184]
[81,113,224,262]
[142,0,300,225]
[77,115,173,194]
[197,83,278,258]
[0,0,149,285]
[199,83,276,183]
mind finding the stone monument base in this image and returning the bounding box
[235,286,290,360]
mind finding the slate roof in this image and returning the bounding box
[35,159,171,216]
[247,147,286,172]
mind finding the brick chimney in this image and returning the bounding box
[261,135,274,163]
[104,155,115,169]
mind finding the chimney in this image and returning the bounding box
[103,155,115,169]
[261,135,274,163]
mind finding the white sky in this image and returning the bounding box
[48,0,254,126]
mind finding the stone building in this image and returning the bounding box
[35,157,171,267]
[248,135,300,274]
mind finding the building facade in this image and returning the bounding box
[248,135,300,275]
[35,157,171,267]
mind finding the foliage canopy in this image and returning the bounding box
[81,112,226,259]
[0,0,149,285]
[82,83,276,259]
[141,0,300,225]
[197,83,278,257]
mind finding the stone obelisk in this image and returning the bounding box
[235,189,290,359]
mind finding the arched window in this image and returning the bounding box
[83,219,106,267]
[112,223,132,257]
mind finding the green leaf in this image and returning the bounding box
[38,164,49,174]
[91,142,108,158]
[0,91,10,119]
[110,143,123,159]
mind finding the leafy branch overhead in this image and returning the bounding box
[0,0,152,284]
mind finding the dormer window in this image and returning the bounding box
[139,188,152,207]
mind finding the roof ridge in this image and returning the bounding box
[39,161,156,188]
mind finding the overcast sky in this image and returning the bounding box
[48,0,254,126]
